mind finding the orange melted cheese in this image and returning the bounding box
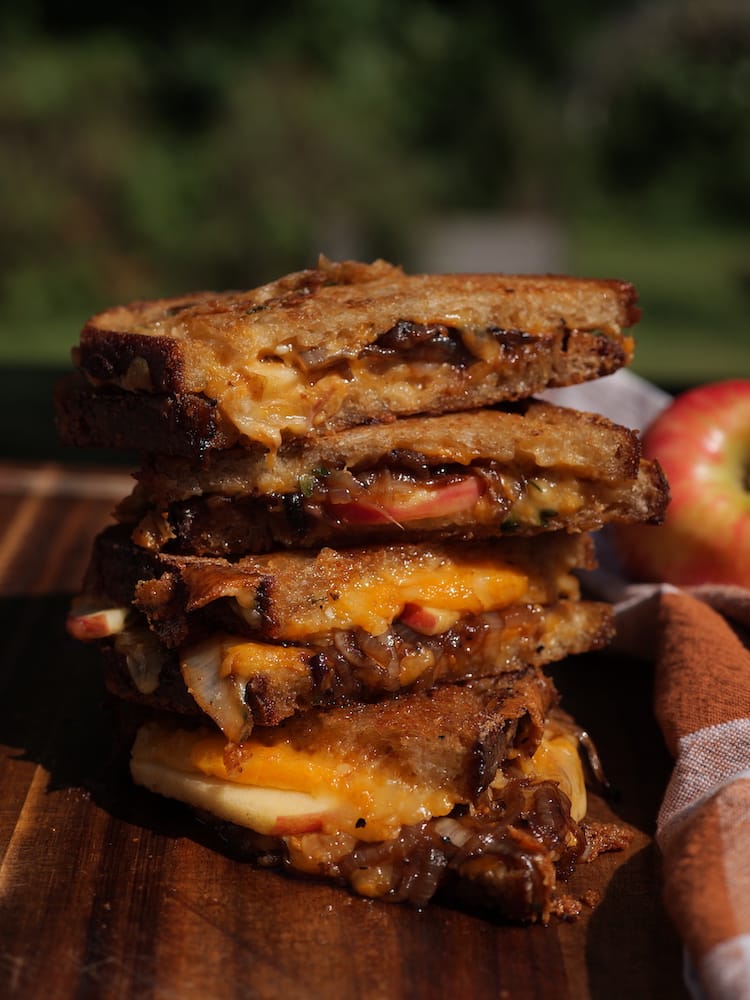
[269,562,531,640]
[210,631,435,691]
[218,638,312,681]
[131,723,587,841]
[209,357,313,448]
[132,722,454,842]
[507,476,588,525]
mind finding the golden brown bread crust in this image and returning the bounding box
[133,399,644,498]
[65,259,638,452]
[79,259,639,360]
[54,374,238,457]
[100,598,613,739]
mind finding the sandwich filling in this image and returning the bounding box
[81,325,619,451]
[130,718,587,842]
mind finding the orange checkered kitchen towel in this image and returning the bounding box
[654,588,750,999]
[550,371,750,997]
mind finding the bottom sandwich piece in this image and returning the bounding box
[129,669,631,922]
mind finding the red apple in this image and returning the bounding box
[328,476,482,526]
[617,379,750,587]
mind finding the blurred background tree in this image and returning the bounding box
[1,0,748,391]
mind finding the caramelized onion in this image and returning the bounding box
[114,625,164,695]
[181,638,252,743]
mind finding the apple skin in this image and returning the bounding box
[270,813,326,836]
[66,606,127,640]
[399,601,460,635]
[617,379,750,587]
[327,476,482,526]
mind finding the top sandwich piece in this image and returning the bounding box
[62,257,638,456]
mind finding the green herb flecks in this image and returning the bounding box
[298,465,330,497]
[298,474,315,497]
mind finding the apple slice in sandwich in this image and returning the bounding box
[327,476,483,526]
[131,726,338,836]
[67,603,129,640]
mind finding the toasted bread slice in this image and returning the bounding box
[100,597,613,741]
[61,258,638,454]
[76,526,597,648]
[116,399,668,556]
[54,375,237,457]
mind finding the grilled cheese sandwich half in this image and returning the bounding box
[79,528,596,645]
[128,671,628,920]
[59,258,638,455]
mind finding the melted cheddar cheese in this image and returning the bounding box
[248,561,531,641]
[218,638,312,681]
[130,722,587,842]
[212,357,313,446]
[132,722,454,842]
[506,727,587,821]
[507,476,587,526]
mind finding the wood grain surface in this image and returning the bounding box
[0,462,689,1000]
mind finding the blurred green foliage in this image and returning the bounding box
[1,1,749,386]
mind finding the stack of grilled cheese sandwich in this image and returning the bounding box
[58,257,667,921]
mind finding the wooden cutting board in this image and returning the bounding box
[0,464,689,999]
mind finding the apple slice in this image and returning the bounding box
[399,602,461,635]
[328,476,482,526]
[66,605,128,641]
[132,757,334,835]
[131,726,338,836]
[180,637,252,745]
